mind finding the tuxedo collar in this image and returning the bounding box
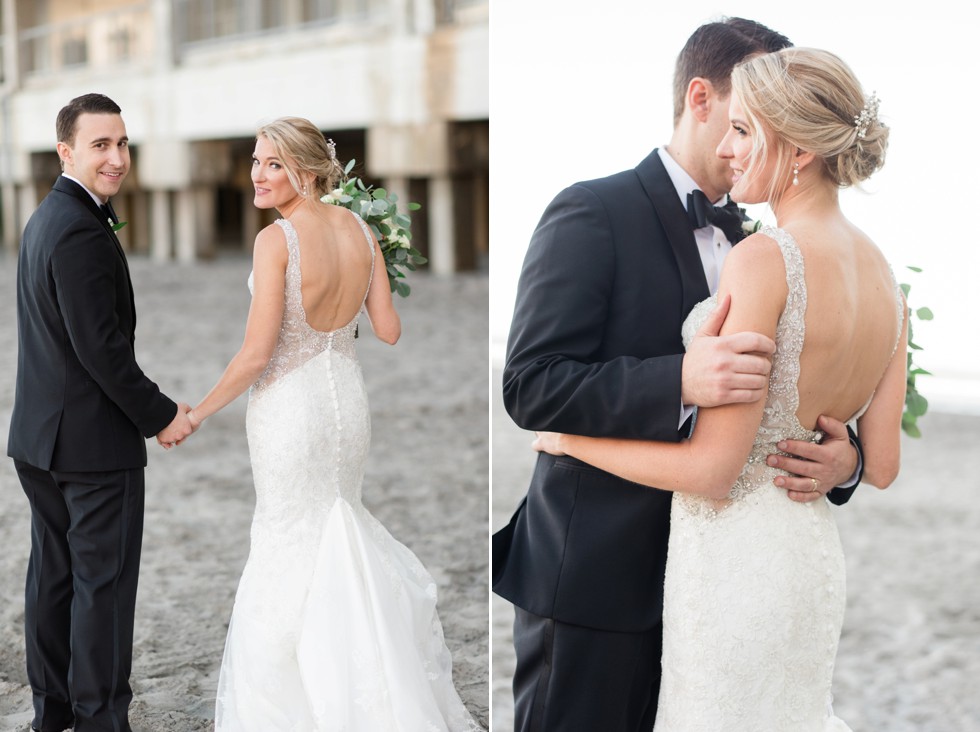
[635,149,710,313]
[60,173,105,209]
[53,175,118,234]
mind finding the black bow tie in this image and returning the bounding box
[687,190,745,244]
[101,201,117,225]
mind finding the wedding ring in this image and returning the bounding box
[810,478,819,493]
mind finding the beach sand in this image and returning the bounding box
[0,254,488,731]
[491,369,980,732]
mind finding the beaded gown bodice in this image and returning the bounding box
[215,213,479,732]
[653,227,902,732]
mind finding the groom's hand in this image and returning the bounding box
[156,403,194,449]
[768,415,858,503]
[682,294,776,408]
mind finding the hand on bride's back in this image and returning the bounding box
[681,294,775,408]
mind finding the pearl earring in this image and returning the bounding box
[792,163,800,186]
[302,185,308,196]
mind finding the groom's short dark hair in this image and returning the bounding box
[672,17,792,124]
[56,93,122,147]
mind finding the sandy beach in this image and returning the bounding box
[491,370,980,732]
[0,253,489,731]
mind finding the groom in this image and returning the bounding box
[7,93,193,732]
[493,18,864,731]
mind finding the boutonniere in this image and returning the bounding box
[110,219,127,232]
[741,218,763,237]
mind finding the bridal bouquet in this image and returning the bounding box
[901,266,933,438]
[321,159,426,297]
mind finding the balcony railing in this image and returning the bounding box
[19,3,154,78]
[172,0,375,50]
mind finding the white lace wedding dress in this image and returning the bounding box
[653,227,902,731]
[214,215,480,731]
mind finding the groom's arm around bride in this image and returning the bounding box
[492,17,863,732]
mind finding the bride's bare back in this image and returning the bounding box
[286,204,375,333]
[789,220,903,429]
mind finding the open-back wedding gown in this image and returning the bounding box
[214,214,479,731]
[653,227,902,731]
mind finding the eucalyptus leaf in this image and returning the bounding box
[906,391,928,417]
[321,164,423,297]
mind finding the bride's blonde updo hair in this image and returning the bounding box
[255,116,345,200]
[731,47,888,206]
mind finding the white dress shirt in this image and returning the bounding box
[658,148,736,428]
[657,147,733,294]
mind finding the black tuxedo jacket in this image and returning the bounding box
[493,149,855,633]
[7,176,177,472]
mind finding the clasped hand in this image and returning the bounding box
[156,403,202,449]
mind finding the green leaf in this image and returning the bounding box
[408,202,422,211]
[344,158,356,175]
[395,280,411,297]
[371,188,388,200]
[906,265,922,273]
[899,282,911,297]
[915,307,934,320]
[906,391,928,417]
[902,418,922,438]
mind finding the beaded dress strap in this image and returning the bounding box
[760,225,807,420]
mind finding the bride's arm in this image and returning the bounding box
[544,236,786,499]
[362,236,401,345]
[855,294,908,488]
[188,225,287,427]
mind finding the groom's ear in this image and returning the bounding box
[685,77,714,123]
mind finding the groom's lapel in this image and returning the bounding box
[53,176,137,321]
[636,150,710,315]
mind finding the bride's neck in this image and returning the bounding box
[772,179,840,229]
[277,196,307,219]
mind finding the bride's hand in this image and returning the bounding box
[187,408,202,432]
[532,431,566,456]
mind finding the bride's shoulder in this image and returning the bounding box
[251,221,290,266]
[725,230,786,274]
[717,231,789,309]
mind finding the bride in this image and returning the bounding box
[180,117,479,731]
[533,48,904,730]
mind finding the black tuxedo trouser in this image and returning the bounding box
[16,460,144,732]
[513,607,662,732]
